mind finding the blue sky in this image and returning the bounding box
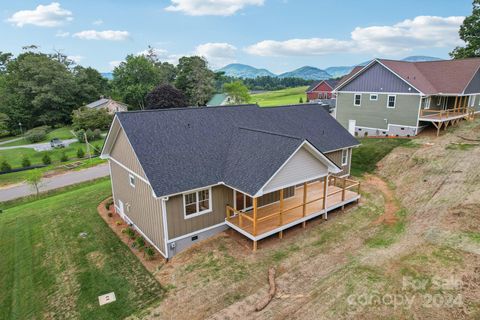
[0,0,473,73]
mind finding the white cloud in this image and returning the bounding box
[136,48,182,64]
[246,15,464,57]
[55,30,70,37]
[351,16,465,54]
[92,19,103,25]
[195,42,237,68]
[245,38,353,56]
[165,0,264,16]
[109,60,122,70]
[73,30,130,41]
[7,2,73,27]
[67,55,84,64]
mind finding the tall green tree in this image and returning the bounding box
[223,81,251,104]
[175,56,215,106]
[111,53,176,110]
[1,52,77,129]
[450,0,480,59]
[73,66,109,105]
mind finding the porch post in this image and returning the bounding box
[253,197,258,251]
[302,182,307,228]
[279,189,284,239]
[454,96,458,111]
[323,175,329,220]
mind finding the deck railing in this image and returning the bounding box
[226,176,361,235]
[419,106,469,119]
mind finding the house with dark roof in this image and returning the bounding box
[85,98,128,114]
[333,58,480,137]
[306,79,339,101]
[101,104,360,258]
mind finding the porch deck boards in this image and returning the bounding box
[228,181,358,237]
[418,111,468,122]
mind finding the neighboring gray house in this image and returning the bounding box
[85,98,128,114]
[334,58,480,136]
[101,104,360,258]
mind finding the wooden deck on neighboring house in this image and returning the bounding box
[225,176,360,249]
[418,96,476,136]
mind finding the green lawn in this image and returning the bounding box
[0,179,164,319]
[0,138,104,169]
[251,86,308,107]
[351,138,414,177]
[1,126,75,147]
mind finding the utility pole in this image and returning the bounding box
[18,122,23,136]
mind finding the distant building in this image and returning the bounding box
[306,80,339,100]
[85,98,128,114]
[334,58,480,137]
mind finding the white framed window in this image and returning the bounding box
[370,94,378,101]
[387,95,396,108]
[341,149,348,166]
[183,187,212,219]
[129,174,135,188]
[470,95,475,107]
[354,94,362,106]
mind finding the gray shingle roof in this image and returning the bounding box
[86,98,110,108]
[115,104,359,197]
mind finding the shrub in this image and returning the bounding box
[60,152,68,162]
[135,236,145,249]
[21,156,31,168]
[76,129,86,142]
[107,212,113,217]
[0,160,11,172]
[299,97,303,103]
[93,129,102,140]
[93,144,101,156]
[77,148,85,158]
[42,154,52,165]
[145,247,155,260]
[116,221,122,226]
[25,126,49,143]
[104,198,114,210]
[126,227,136,239]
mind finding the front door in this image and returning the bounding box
[235,191,253,212]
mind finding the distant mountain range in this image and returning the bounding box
[217,56,443,80]
[100,56,443,80]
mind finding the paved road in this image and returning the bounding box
[0,137,23,146]
[0,138,78,151]
[0,163,110,202]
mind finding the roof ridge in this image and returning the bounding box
[237,126,303,140]
[117,104,258,114]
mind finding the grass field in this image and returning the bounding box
[0,138,104,169]
[0,179,164,319]
[1,126,75,147]
[351,138,414,176]
[251,86,308,107]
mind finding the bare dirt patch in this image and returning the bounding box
[365,174,399,225]
[86,251,106,269]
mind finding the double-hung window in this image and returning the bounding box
[387,95,396,108]
[341,149,348,166]
[354,94,362,106]
[184,188,212,218]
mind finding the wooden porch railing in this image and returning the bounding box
[226,176,361,236]
[419,106,469,119]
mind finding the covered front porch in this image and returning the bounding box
[419,96,476,136]
[225,176,360,250]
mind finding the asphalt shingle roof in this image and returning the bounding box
[115,104,359,197]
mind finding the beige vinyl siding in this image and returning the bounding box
[110,129,147,179]
[262,146,328,194]
[166,185,233,239]
[258,187,295,207]
[325,149,351,177]
[336,92,421,130]
[110,160,166,255]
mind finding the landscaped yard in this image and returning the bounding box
[0,126,75,147]
[0,138,104,169]
[251,86,308,107]
[0,179,165,319]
